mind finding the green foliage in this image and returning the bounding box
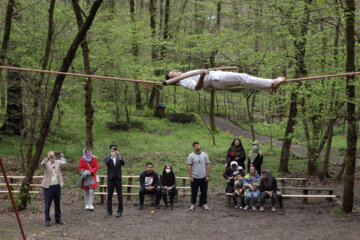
[106,120,145,131]
[167,113,195,124]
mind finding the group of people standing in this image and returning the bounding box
[40,139,275,226]
[223,138,277,211]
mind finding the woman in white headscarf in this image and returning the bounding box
[223,161,244,193]
[78,147,99,210]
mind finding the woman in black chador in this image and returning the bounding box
[225,138,246,170]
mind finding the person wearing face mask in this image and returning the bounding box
[160,164,178,210]
[78,147,99,211]
[247,140,263,174]
[41,151,66,226]
[105,144,125,218]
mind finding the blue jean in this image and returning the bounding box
[44,184,61,222]
[246,191,259,207]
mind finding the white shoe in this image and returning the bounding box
[85,205,90,210]
[260,206,264,211]
[189,205,195,211]
[234,205,239,209]
[272,207,277,212]
[252,206,256,211]
[243,205,249,210]
[89,205,94,210]
[203,204,210,210]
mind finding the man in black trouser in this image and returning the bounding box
[139,162,161,209]
[105,144,125,218]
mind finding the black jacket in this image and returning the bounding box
[260,177,277,192]
[105,155,125,180]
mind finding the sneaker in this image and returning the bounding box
[189,204,195,211]
[55,220,64,225]
[139,205,144,210]
[156,204,160,209]
[203,204,210,210]
[239,206,243,209]
[115,212,122,218]
[89,205,94,210]
[45,221,50,227]
[170,205,174,210]
[104,213,112,218]
[252,206,256,211]
[260,206,264,212]
[85,205,90,210]
[272,207,277,212]
[243,205,249,210]
[234,205,239,209]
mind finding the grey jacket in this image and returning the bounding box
[78,169,95,187]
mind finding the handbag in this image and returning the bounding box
[86,161,100,183]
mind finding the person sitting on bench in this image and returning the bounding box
[259,170,278,212]
[165,70,285,92]
[160,164,178,210]
[223,161,244,193]
[243,165,261,211]
[139,162,161,210]
[232,172,246,209]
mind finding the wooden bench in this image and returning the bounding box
[0,176,43,195]
[96,175,192,203]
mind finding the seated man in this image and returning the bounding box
[223,161,244,193]
[259,170,278,212]
[232,172,245,208]
[165,70,285,92]
[139,162,161,209]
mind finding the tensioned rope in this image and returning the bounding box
[0,65,359,86]
[0,65,163,85]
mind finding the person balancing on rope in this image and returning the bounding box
[165,69,285,92]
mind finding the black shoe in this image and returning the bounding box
[164,204,168,209]
[55,220,64,225]
[155,204,160,209]
[116,212,122,218]
[171,205,174,210]
[45,221,50,226]
[139,205,144,210]
[104,213,112,218]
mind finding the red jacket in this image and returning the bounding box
[78,156,99,189]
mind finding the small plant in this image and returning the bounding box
[167,113,195,124]
[106,120,145,131]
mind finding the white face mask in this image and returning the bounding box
[165,169,171,174]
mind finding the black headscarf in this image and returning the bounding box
[263,170,274,189]
[227,138,246,159]
[161,164,176,187]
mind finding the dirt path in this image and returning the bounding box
[204,116,358,164]
[1,185,359,240]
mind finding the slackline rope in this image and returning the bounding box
[0,65,358,85]
[0,65,163,85]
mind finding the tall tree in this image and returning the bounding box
[72,0,94,149]
[342,0,357,213]
[278,0,312,173]
[0,0,15,113]
[19,0,103,209]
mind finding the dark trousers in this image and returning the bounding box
[232,191,245,207]
[225,183,234,193]
[260,191,277,207]
[139,187,161,206]
[191,178,208,205]
[161,188,177,205]
[107,178,123,214]
[44,184,61,222]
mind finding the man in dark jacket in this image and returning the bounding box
[259,170,277,212]
[139,162,161,209]
[105,144,125,218]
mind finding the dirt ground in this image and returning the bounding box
[1,179,360,240]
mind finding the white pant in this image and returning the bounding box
[84,188,94,206]
[208,71,272,91]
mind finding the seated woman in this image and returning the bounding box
[243,165,261,211]
[260,170,278,212]
[225,138,246,170]
[232,172,245,208]
[160,164,178,210]
[223,161,244,193]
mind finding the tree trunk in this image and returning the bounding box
[0,0,15,111]
[0,68,24,135]
[342,0,357,213]
[26,0,55,172]
[19,0,103,210]
[72,0,94,149]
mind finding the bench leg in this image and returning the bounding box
[279,195,283,209]
[303,189,308,204]
[227,195,231,208]
[327,190,333,202]
[100,177,104,204]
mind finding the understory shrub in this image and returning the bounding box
[167,113,195,123]
[106,120,145,131]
